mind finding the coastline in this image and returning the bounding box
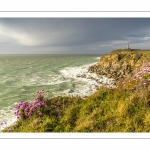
[60,61,115,97]
[4,49,150,132]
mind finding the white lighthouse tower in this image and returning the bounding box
[127,43,129,49]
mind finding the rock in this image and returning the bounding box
[76,74,87,78]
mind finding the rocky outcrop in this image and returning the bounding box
[88,49,150,80]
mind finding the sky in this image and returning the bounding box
[0,18,150,54]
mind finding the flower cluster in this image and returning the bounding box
[135,62,150,80]
[14,89,49,119]
[115,62,150,89]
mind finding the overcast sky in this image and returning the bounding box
[0,18,150,54]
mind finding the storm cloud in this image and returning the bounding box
[0,18,150,54]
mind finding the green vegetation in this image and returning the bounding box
[111,48,150,53]
[3,49,150,132]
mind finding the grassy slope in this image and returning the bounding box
[3,49,150,132]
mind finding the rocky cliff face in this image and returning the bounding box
[88,50,150,80]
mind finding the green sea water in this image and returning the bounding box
[0,54,102,128]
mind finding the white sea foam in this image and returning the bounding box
[60,62,115,97]
[95,57,101,60]
[0,106,17,130]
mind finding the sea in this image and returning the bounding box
[0,54,114,130]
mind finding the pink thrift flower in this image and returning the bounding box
[28,112,31,116]
[38,112,42,116]
[45,105,48,108]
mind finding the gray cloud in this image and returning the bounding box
[0,18,150,54]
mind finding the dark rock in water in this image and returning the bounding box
[76,74,81,78]
[76,74,87,78]
[81,74,86,78]
[88,49,149,80]
[69,89,74,93]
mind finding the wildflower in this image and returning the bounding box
[38,112,42,116]
[14,89,50,119]
[28,112,32,116]
[42,99,46,103]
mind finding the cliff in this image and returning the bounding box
[89,49,150,80]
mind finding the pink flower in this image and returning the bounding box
[38,112,42,116]
[45,105,48,108]
[28,112,32,116]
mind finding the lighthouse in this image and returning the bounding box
[127,43,129,49]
